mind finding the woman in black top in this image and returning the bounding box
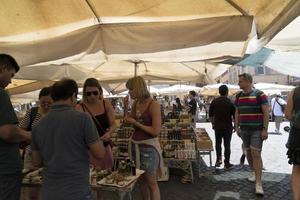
[76,78,117,170]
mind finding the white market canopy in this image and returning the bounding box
[254,82,295,95]
[6,79,54,95]
[263,16,300,78]
[200,83,240,96]
[266,16,300,52]
[158,84,202,95]
[264,51,300,78]
[119,85,161,96]
[1,0,300,94]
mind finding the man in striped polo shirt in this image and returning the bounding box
[235,73,269,196]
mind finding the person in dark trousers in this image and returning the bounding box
[0,54,31,200]
[209,85,235,169]
[188,91,197,123]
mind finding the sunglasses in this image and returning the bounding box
[86,91,99,96]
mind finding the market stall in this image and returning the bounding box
[22,167,144,200]
[160,113,197,183]
[194,128,214,176]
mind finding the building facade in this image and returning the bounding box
[217,65,299,86]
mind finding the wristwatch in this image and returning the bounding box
[262,126,267,130]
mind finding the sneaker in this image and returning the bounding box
[224,163,234,170]
[215,160,222,168]
[255,183,264,195]
[248,172,255,182]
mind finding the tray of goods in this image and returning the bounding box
[90,169,111,185]
[97,169,144,188]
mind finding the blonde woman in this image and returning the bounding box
[124,76,162,200]
[76,78,116,169]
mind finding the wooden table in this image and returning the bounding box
[91,169,144,200]
[22,169,144,200]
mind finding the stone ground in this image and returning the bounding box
[102,121,293,200]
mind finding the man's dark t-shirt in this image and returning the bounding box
[209,96,235,131]
[188,99,197,115]
[31,104,100,200]
[0,88,22,175]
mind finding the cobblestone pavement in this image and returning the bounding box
[112,162,292,200]
[158,164,292,200]
[112,122,293,200]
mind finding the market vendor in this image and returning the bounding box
[124,76,163,200]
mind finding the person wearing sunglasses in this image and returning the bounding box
[76,78,117,170]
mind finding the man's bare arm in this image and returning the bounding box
[261,104,269,129]
[89,140,105,160]
[0,124,31,143]
[32,150,43,168]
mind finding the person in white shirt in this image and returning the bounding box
[271,93,287,133]
[163,95,171,115]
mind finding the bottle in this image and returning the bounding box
[130,161,136,176]
[113,160,119,171]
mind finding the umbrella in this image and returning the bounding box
[254,82,295,94]
[200,83,240,96]
[158,84,202,95]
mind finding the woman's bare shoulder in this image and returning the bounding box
[75,103,84,111]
